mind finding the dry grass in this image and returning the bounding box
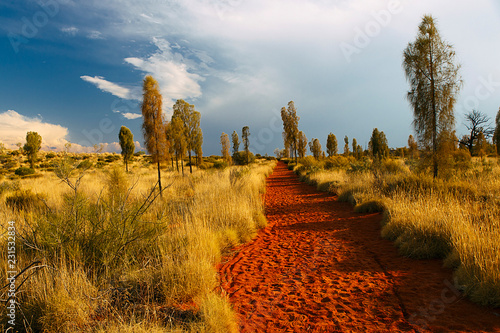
[0,155,275,332]
[296,156,500,307]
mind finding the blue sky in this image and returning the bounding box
[1,0,500,155]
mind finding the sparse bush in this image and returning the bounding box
[5,189,46,211]
[213,160,228,169]
[232,151,255,165]
[14,166,35,176]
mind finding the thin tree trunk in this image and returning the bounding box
[157,158,162,196]
[176,155,179,172]
[188,151,193,174]
[181,158,184,176]
[429,43,438,178]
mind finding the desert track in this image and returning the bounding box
[219,162,500,332]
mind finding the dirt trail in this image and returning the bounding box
[218,162,500,332]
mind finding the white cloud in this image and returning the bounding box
[125,38,204,108]
[87,30,104,39]
[122,112,142,120]
[0,110,69,150]
[80,75,135,100]
[61,26,79,36]
[113,109,142,119]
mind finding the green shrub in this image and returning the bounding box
[77,160,93,169]
[232,151,255,165]
[15,167,35,176]
[198,162,214,170]
[213,160,228,169]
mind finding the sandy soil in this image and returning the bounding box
[218,162,500,332]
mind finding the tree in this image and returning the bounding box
[403,15,462,177]
[343,136,349,156]
[220,132,231,163]
[309,138,322,159]
[494,107,500,155]
[141,75,167,193]
[172,99,201,174]
[282,132,290,158]
[119,126,135,172]
[170,116,186,174]
[242,126,250,164]
[326,133,338,157]
[369,128,389,160]
[408,134,418,159]
[297,131,308,158]
[194,128,203,166]
[352,138,358,159]
[24,131,42,169]
[281,101,300,164]
[475,131,487,157]
[231,131,240,156]
[460,110,494,155]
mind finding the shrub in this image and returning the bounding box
[213,160,228,169]
[77,160,93,169]
[232,151,255,165]
[5,189,46,211]
[14,167,35,176]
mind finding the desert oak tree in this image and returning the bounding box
[220,132,231,163]
[24,131,42,169]
[403,15,462,177]
[242,126,250,164]
[326,133,338,157]
[119,126,135,172]
[141,75,167,193]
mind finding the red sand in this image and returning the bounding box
[218,162,500,332]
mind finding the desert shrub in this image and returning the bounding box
[5,189,46,211]
[354,200,386,213]
[0,180,20,196]
[453,149,472,170]
[213,160,228,169]
[381,159,408,174]
[45,152,57,159]
[105,154,121,163]
[76,159,93,169]
[198,162,214,170]
[15,166,35,176]
[232,151,255,165]
[324,156,352,170]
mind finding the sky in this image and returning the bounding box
[1,0,500,155]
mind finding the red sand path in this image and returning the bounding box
[218,162,500,332]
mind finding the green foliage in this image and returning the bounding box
[76,160,93,169]
[45,152,57,159]
[232,151,255,165]
[368,128,389,159]
[119,126,135,171]
[24,131,42,168]
[15,166,35,176]
[403,15,462,177]
[213,160,228,169]
[241,126,250,164]
[326,133,338,157]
